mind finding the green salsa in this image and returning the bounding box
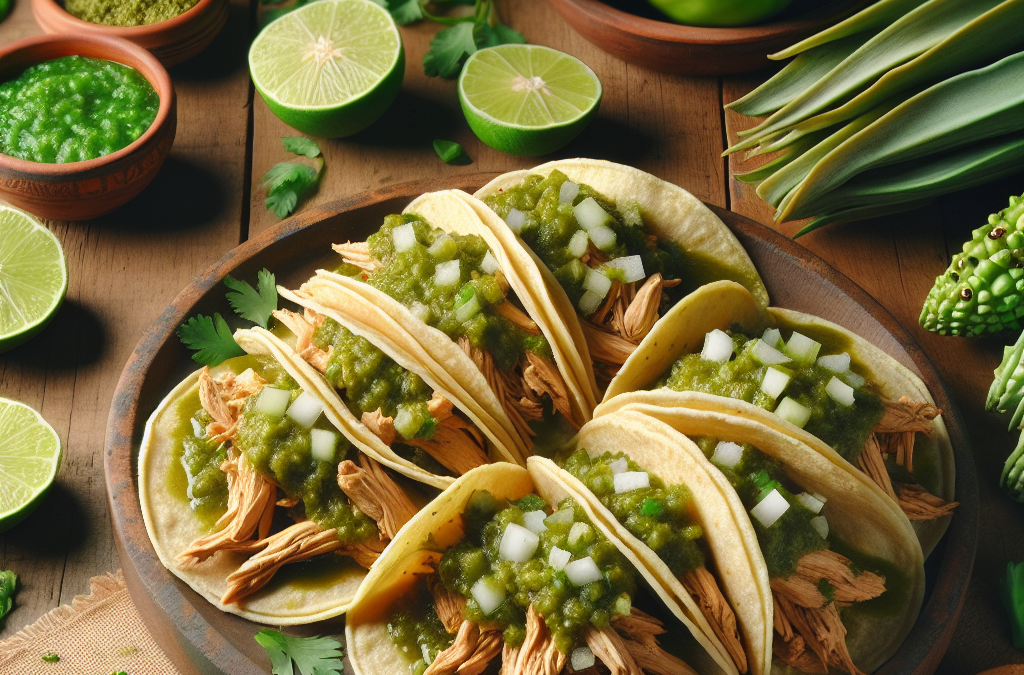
[0,56,159,164]
[560,449,705,576]
[179,431,228,521]
[64,0,198,26]
[659,330,884,462]
[387,579,458,674]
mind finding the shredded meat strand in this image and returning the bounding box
[585,626,642,675]
[875,396,941,440]
[591,281,622,326]
[682,567,747,673]
[425,621,480,675]
[362,408,397,446]
[408,415,489,475]
[524,351,580,429]
[773,592,862,675]
[337,454,418,539]
[427,391,455,421]
[860,427,957,521]
[897,483,959,520]
[610,608,697,675]
[857,434,898,501]
[500,607,565,675]
[274,309,331,372]
[459,631,502,675]
[494,300,541,335]
[333,241,379,275]
[580,320,638,367]
[428,574,466,633]
[616,274,679,344]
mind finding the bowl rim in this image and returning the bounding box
[31,0,221,38]
[0,33,174,177]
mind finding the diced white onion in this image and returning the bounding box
[813,492,828,504]
[774,397,811,428]
[583,268,612,297]
[751,488,790,528]
[796,492,825,514]
[422,644,432,665]
[750,339,791,366]
[564,556,604,586]
[427,233,454,259]
[607,255,645,283]
[393,406,422,439]
[810,515,829,539]
[842,370,866,389]
[434,259,461,287]
[578,290,604,315]
[255,386,291,417]
[545,508,574,526]
[701,329,734,363]
[608,457,629,474]
[762,327,782,349]
[711,441,744,469]
[286,391,323,428]
[481,251,501,274]
[559,181,580,204]
[826,376,855,406]
[613,471,650,494]
[548,546,571,571]
[190,418,204,437]
[568,522,591,546]
[499,523,540,562]
[505,208,526,233]
[471,577,505,615]
[392,222,417,252]
[574,197,610,231]
[567,229,589,258]
[455,293,481,323]
[817,352,851,373]
[588,225,617,251]
[571,646,596,671]
[612,594,631,616]
[522,510,548,534]
[310,429,338,463]
[785,331,821,364]
[409,301,431,323]
[761,367,791,400]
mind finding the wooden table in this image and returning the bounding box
[0,0,1020,672]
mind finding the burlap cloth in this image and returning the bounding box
[0,570,183,675]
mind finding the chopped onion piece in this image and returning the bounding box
[548,546,571,571]
[568,229,589,258]
[588,225,617,251]
[394,406,424,439]
[522,510,548,534]
[751,488,790,528]
[614,471,650,494]
[481,251,501,274]
[190,418,204,437]
[471,577,505,615]
[583,268,612,297]
[571,647,596,671]
[455,293,481,323]
[564,556,603,586]
[761,367,791,400]
[774,397,810,428]
[256,386,291,417]
[499,523,539,562]
[409,301,431,323]
[701,329,734,363]
[286,391,323,428]
[817,352,851,373]
[392,222,417,252]
[784,331,821,364]
[810,515,829,539]
[310,429,339,463]
[505,208,526,233]
[578,290,603,315]
[607,255,645,283]
[559,181,580,204]
[813,492,828,504]
[842,370,866,389]
[545,508,574,526]
[796,492,825,514]
[608,457,629,474]
[434,259,461,287]
[573,197,610,231]
[826,377,855,406]
[762,327,782,349]
[568,522,592,546]
[750,339,791,366]
[421,644,432,665]
[612,594,631,616]
[711,441,743,469]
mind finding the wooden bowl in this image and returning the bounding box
[0,34,176,221]
[548,0,873,75]
[105,176,977,675]
[32,0,228,66]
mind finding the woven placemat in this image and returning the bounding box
[0,570,183,675]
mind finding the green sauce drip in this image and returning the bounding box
[179,431,228,520]
[63,0,199,26]
[387,579,457,675]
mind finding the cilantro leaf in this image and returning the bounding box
[0,570,15,621]
[282,137,322,159]
[177,314,245,366]
[255,629,344,675]
[224,269,277,328]
[423,22,477,78]
[388,0,423,24]
[262,161,321,219]
[433,140,472,165]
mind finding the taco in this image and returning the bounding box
[587,409,924,675]
[470,158,768,391]
[311,189,591,456]
[598,280,956,557]
[139,333,431,624]
[346,463,713,675]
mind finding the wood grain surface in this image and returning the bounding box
[0,0,1021,672]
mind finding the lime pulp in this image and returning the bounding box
[0,398,62,533]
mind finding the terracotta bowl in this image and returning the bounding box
[0,34,176,221]
[547,0,873,75]
[32,0,228,66]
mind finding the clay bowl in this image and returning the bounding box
[32,0,228,66]
[0,34,176,221]
[548,0,874,75]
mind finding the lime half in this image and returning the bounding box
[458,44,602,156]
[0,205,67,353]
[249,0,404,138]
[0,398,62,533]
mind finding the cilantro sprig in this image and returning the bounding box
[262,137,324,220]
[0,570,15,623]
[225,269,278,329]
[255,629,344,675]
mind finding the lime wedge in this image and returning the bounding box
[458,44,602,156]
[0,205,67,353]
[0,398,62,533]
[249,0,404,138]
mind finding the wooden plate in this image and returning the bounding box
[104,176,978,675]
[547,0,873,75]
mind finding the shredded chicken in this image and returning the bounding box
[408,415,489,475]
[610,608,697,675]
[875,396,941,441]
[459,631,503,675]
[897,483,958,520]
[333,241,379,275]
[337,454,418,539]
[425,621,482,675]
[494,300,541,335]
[362,408,397,446]
[773,592,860,675]
[682,566,747,673]
[428,574,466,633]
[585,626,643,675]
[524,351,579,428]
[612,274,681,345]
[501,607,565,675]
[580,320,638,366]
[427,391,455,420]
[856,435,898,502]
[273,309,331,373]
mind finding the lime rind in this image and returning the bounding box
[0,398,62,532]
